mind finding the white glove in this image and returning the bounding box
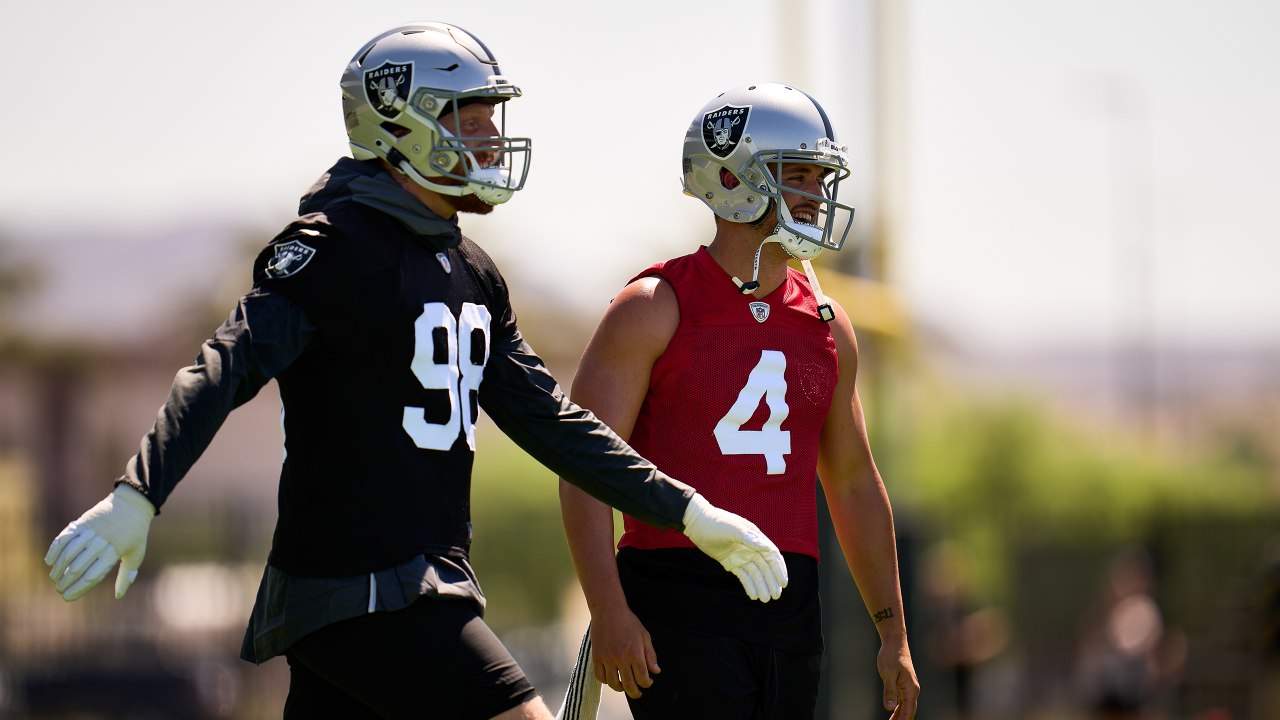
[681,493,789,603]
[45,484,155,601]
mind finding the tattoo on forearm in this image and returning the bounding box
[872,607,895,624]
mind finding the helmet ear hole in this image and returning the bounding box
[380,122,411,138]
[719,167,741,190]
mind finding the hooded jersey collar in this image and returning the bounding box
[299,157,463,249]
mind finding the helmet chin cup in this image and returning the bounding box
[471,185,512,205]
[781,236,825,260]
[765,223,825,260]
[392,148,515,205]
[769,201,826,259]
[469,166,514,205]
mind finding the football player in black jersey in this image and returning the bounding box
[44,22,789,720]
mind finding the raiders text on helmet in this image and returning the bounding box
[341,22,532,205]
[681,83,854,259]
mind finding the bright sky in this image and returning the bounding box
[3,0,1277,351]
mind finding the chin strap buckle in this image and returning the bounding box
[801,259,836,323]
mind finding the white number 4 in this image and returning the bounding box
[713,350,791,474]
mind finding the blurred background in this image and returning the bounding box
[2,0,1277,718]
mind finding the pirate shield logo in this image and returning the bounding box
[702,104,751,158]
[364,60,412,119]
[264,240,316,279]
[748,301,771,323]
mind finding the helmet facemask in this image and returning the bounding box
[384,91,530,205]
[747,137,854,260]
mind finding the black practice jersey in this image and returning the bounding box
[254,199,506,576]
[121,158,693,581]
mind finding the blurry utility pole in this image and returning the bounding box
[1105,77,1157,442]
[1084,72,1157,442]
[778,1,916,719]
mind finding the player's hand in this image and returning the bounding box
[45,484,155,601]
[591,605,660,699]
[878,635,920,719]
[681,493,788,602]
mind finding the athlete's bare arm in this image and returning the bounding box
[559,276,678,699]
[816,298,920,719]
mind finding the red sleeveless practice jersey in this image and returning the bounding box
[618,246,839,559]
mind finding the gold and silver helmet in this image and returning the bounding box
[681,83,854,259]
[341,22,531,205]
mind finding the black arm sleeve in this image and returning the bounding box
[478,337,693,531]
[118,289,317,511]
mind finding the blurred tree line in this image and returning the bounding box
[898,381,1274,603]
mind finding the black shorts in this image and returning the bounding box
[617,549,824,719]
[282,597,538,719]
[626,615,822,720]
[617,548,823,654]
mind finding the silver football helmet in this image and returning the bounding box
[681,83,854,259]
[341,22,531,205]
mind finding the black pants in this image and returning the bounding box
[283,597,538,719]
[627,616,822,720]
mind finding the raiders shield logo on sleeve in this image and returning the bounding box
[264,240,317,279]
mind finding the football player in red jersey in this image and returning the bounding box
[43,25,789,720]
[559,83,920,719]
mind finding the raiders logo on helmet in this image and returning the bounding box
[364,61,412,119]
[702,105,750,158]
